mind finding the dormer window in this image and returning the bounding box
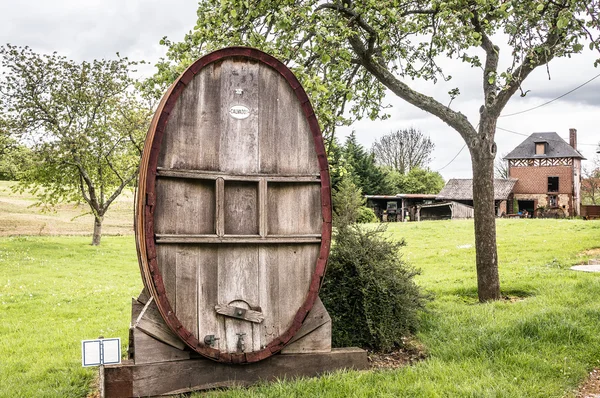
[535,142,546,155]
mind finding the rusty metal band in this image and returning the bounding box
[135,47,332,364]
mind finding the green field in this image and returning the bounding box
[0,181,134,238]
[1,185,600,397]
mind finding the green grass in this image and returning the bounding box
[1,219,599,397]
[0,236,141,397]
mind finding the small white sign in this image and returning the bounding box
[229,105,250,120]
[81,338,121,367]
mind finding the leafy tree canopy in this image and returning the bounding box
[0,45,152,245]
[152,0,600,300]
[386,167,446,195]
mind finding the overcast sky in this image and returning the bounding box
[1,0,599,180]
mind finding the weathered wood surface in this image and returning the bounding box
[134,298,186,350]
[132,328,190,365]
[102,348,368,397]
[214,303,265,324]
[135,48,332,363]
[281,297,331,354]
[155,234,321,244]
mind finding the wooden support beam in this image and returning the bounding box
[102,348,368,397]
[155,234,322,244]
[134,298,186,350]
[157,167,320,183]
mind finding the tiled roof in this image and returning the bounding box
[504,132,584,159]
[436,178,517,200]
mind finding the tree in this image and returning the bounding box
[582,155,600,205]
[0,45,151,245]
[154,1,600,301]
[372,128,434,174]
[343,132,391,195]
[386,167,445,195]
[332,175,365,227]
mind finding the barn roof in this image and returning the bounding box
[437,179,517,200]
[503,132,584,159]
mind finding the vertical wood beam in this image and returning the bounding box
[259,178,267,237]
[216,178,225,237]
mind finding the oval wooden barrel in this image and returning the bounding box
[135,47,332,364]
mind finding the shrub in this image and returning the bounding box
[320,225,429,351]
[332,175,364,227]
[356,206,379,223]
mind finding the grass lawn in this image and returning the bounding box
[1,212,599,396]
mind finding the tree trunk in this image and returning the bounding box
[92,215,103,246]
[470,127,501,302]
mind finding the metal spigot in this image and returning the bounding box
[236,333,246,353]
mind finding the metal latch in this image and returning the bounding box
[203,335,220,347]
[214,303,264,323]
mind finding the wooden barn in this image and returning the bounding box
[365,194,437,221]
[417,201,474,221]
[436,178,517,217]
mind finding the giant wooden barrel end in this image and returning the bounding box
[135,47,332,364]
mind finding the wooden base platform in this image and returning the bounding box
[101,347,368,397]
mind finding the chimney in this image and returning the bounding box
[569,128,577,150]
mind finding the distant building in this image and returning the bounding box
[436,178,517,216]
[504,129,584,216]
[365,194,437,222]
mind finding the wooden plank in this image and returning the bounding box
[155,179,215,235]
[215,303,264,324]
[257,63,320,175]
[157,168,320,182]
[286,297,330,345]
[277,245,319,331]
[157,62,221,171]
[219,59,259,174]
[175,246,198,337]
[131,298,145,326]
[156,244,176,312]
[135,297,186,350]
[281,297,331,354]
[218,245,259,353]
[103,348,368,397]
[136,288,150,305]
[133,328,190,365]
[259,179,267,237]
[267,183,322,235]
[216,178,225,237]
[196,247,223,351]
[259,246,280,348]
[280,322,331,354]
[224,181,258,235]
[177,179,215,235]
[155,234,321,244]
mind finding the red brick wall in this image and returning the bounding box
[509,165,573,195]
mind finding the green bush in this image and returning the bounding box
[320,225,429,351]
[356,206,379,223]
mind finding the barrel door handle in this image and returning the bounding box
[214,304,264,323]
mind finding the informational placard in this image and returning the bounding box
[81,338,121,367]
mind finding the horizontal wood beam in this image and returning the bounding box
[155,234,322,244]
[156,167,320,183]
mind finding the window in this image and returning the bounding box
[548,195,558,207]
[548,176,559,192]
[535,142,546,155]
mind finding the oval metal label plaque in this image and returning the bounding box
[229,105,250,119]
